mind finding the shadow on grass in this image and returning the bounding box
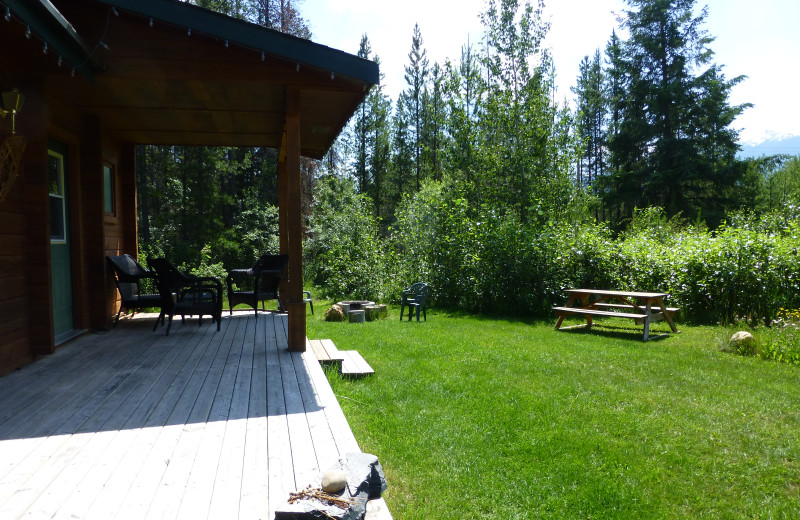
[555,322,674,342]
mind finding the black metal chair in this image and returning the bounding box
[400,282,431,322]
[150,258,223,336]
[226,254,289,316]
[106,254,161,326]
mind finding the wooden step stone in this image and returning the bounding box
[340,350,375,378]
[309,338,375,378]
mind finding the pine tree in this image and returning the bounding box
[403,23,429,191]
[605,0,750,222]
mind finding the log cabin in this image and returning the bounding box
[0,0,378,375]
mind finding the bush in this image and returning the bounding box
[758,308,800,366]
[306,174,800,327]
[305,175,395,302]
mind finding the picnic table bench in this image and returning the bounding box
[553,288,679,341]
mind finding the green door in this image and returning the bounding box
[49,145,74,342]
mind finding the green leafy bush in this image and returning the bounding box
[305,175,395,302]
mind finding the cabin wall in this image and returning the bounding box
[0,85,138,376]
[0,128,33,373]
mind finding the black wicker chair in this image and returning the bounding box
[106,254,161,326]
[150,258,223,336]
[226,254,289,316]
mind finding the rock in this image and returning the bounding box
[363,304,388,321]
[725,330,756,356]
[321,469,347,493]
[348,310,366,323]
[325,305,345,322]
[274,452,387,520]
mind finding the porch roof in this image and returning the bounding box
[2,0,378,157]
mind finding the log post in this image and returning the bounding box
[279,88,306,352]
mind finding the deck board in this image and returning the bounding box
[0,312,390,519]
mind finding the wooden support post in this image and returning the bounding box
[280,89,306,352]
[19,87,55,355]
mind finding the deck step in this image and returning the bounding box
[308,338,345,366]
[310,339,375,378]
[340,350,375,378]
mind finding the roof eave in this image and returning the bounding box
[3,0,99,80]
[96,0,379,87]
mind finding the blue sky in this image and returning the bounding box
[298,0,800,150]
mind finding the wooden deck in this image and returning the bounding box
[0,312,387,519]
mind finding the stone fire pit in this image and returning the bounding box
[336,301,388,322]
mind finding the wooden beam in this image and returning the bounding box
[281,88,305,352]
[20,87,56,356]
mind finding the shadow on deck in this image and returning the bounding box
[0,313,374,519]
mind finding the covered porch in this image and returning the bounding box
[0,313,390,519]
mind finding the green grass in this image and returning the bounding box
[306,305,800,519]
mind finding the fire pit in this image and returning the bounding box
[334,300,388,322]
[336,300,375,314]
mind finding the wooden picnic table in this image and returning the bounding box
[553,288,679,341]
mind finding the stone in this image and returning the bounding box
[363,304,388,321]
[325,305,345,322]
[321,469,347,493]
[725,330,757,356]
[348,310,366,323]
[274,452,388,520]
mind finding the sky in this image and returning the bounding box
[297,0,800,150]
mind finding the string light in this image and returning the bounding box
[5,7,11,22]
[224,39,229,48]
[296,62,300,72]
[149,17,153,28]
[25,25,31,38]
[43,41,47,54]
[261,51,265,61]
[58,55,63,67]
[187,28,191,36]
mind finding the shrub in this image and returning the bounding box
[758,308,800,366]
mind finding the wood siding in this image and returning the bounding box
[0,150,32,374]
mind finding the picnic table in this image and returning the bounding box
[553,288,679,341]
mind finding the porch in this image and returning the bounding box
[0,312,389,519]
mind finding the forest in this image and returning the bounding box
[137,0,800,327]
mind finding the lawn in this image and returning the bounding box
[306,305,800,519]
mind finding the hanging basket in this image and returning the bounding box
[0,135,26,202]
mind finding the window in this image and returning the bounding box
[48,150,67,243]
[103,164,115,214]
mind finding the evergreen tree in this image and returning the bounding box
[352,35,373,194]
[573,50,606,188]
[421,62,448,182]
[403,23,429,191]
[604,0,750,223]
[444,43,483,194]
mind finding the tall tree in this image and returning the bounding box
[573,50,606,189]
[605,0,750,223]
[445,42,483,193]
[352,35,373,194]
[421,62,448,181]
[478,0,575,221]
[403,23,429,191]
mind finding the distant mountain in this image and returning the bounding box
[738,135,800,158]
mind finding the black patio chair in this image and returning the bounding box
[150,258,223,336]
[400,282,431,322]
[106,254,161,326]
[226,254,289,316]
